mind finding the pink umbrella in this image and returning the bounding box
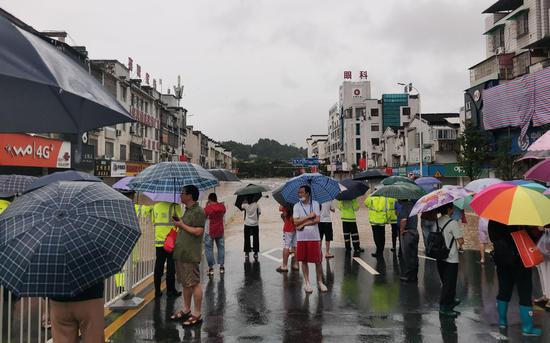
[524,159,550,183]
[528,130,550,151]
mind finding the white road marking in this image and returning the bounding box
[418,255,436,261]
[489,332,508,340]
[261,247,283,263]
[353,257,380,275]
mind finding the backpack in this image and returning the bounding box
[425,219,454,260]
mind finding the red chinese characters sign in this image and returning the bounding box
[0,134,71,168]
[343,70,368,80]
[130,106,159,128]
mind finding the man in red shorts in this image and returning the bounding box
[293,185,328,294]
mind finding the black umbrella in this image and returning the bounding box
[208,169,240,182]
[23,170,102,194]
[353,170,389,181]
[235,193,263,210]
[0,15,134,133]
[336,179,370,201]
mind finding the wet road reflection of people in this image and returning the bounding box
[341,251,361,304]
[237,260,268,325]
[399,276,423,342]
[202,275,226,339]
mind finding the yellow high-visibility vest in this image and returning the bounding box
[0,199,10,215]
[364,196,391,225]
[152,202,183,247]
[337,199,359,222]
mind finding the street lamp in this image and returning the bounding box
[398,82,422,176]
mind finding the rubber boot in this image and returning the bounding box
[496,300,508,328]
[519,305,542,336]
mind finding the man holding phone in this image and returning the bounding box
[172,185,206,326]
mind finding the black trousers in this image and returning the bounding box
[496,263,533,306]
[401,230,419,280]
[154,247,176,293]
[371,225,385,255]
[244,225,259,253]
[391,224,399,250]
[437,260,458,306]
[342,221,361,250]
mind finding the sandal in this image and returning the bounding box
[291,265,300,271]
[170,310,191,321]
[182,314,203,326]
[276,266,289,273]
[208,268,214,276]
[325,253,334,259]
[220,266,225,274]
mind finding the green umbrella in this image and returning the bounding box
[372,182,426,200]
[381,176,416,186]
[234,183,270,196]
[453,194,474,211]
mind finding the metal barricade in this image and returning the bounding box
[0,215,155,342]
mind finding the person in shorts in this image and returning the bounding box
[276,204,299,272]
[172,185,206,327]
[292,185,328,293]
[478,217,489,264]
[318,201,335,258]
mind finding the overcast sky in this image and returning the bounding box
[2,0,494,146]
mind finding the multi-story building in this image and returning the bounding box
[306,135,328,160]
[160,93,187,162]
[466,0,550,156]
[185,126,233,170]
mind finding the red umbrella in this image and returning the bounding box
[524,159,550,183]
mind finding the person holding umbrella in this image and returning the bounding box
[172,185,207,327]
[242,195,262,260]
[292,185,328,293]
[319,201,336,258]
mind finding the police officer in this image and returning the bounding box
[152,201,183,298]
[0,193,12,214]
[364,195,394,257]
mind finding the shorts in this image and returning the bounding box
[296,241,322,263]
[283,231,297,249]
[175,261,200,288]
[318,222,333,241]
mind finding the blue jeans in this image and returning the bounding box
[204,234,225,267]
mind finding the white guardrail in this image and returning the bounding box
[0,215,155,343]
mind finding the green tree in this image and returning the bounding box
[456,120,491,180]
[492,136,522,180]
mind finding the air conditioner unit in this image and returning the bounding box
[495,46,505,55]
[115,129,122,137]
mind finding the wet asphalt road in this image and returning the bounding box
[109,180,550,342]
[109,248,550,342]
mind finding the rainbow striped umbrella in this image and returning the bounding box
[470,184,550,226]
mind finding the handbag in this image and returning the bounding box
[511,230,544,268]
[164,229,178,253]
[537,230,550,257]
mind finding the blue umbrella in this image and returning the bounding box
[336,179,369,201]
[0,15,134,133]
[0,174,37,196]
[23,170,101,194]
[0,181,140,297]
[279,173,341,205]
[128,162,219,193]
[415,177,442,193]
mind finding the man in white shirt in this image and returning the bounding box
[436,203,464,318]
[242,196,261,260]
[319,201,336,258]
[293,185,328,294]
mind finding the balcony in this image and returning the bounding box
[436,140,458,153]
[469,53,514,86]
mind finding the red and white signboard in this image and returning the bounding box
[0,134,71,168]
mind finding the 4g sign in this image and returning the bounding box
[0,134,71,168]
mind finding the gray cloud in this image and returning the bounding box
[1,0,494,146]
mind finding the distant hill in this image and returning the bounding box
[222,138,307,161]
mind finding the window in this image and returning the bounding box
[89,138,98,156]
[131,94,135,106]
[121,86,127,102]
[355,138,361,150]
[143,149,153,161]
[371,125,379,132]
[355,123,361,135]
[371,108,379,117]
[371,138,379,146]
[402,107,411,117]
[403,121,409,127]
[156,129,159,141]
[120,144,127,161]
[493,27,505,49]
[517,12,529,37]
[356,107,366,120]
[145,102,149,114]
[356,153,361,164]
[436,129,457,140]
[105,141,114,159]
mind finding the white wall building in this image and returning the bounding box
[306,135,328,160]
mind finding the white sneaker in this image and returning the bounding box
[318,282,328,292]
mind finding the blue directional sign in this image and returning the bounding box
[292,157,319,167]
